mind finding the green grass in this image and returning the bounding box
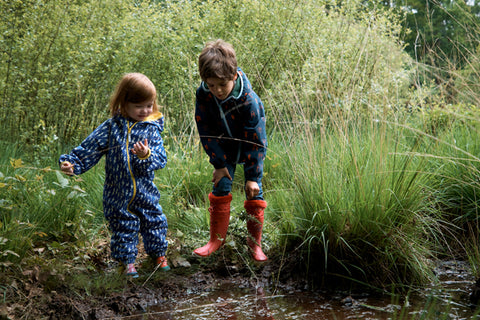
[0,142,104,264]
[264,116,443,287]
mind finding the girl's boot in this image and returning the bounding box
[244,200,268,261]
[194,193,232,257]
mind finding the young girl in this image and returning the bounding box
[59,73,170,277]
[194,39,268,261]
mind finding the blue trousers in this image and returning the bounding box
[107,205,168,264]
[212,162,264,200]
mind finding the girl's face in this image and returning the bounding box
[206,74,238,101]
[125,100,154,122]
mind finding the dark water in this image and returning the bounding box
[146,261,480,319]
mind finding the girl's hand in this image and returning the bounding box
[132,139,150,158]
[60,161,74,176]
[212,167,232,187]
[245,180,260,200]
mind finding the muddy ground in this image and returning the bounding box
[0,247,309,320]
[2,237,479,320]
[5,258,479,320]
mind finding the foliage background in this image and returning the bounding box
[0,0,415,146]
[1,0,480,291]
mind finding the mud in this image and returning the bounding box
[0,252,303,320]
[1,252,479,319]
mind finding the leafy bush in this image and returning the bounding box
[0,0,417,148]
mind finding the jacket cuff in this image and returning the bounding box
[137,148,151,160]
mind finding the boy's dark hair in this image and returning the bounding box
[198,39,237,81]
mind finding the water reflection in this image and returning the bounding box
[209,287,275,320]
[147,282,401,320]
[145,261,480,319]
[148,284,277,320]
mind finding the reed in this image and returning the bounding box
[263,113,443,286]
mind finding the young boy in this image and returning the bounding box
[194,39,268,261]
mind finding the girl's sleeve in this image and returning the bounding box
[242,96,267,182]
[58,120,110,175]
[132,118,167,172]
[195,89,228,169]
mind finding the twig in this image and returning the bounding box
[141,263,161,287]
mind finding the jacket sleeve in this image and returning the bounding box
[131,118,167,172]
[195,88,228,169]
[58,120,110,175]
[242,95,267,182]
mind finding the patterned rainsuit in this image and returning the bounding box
[59,113,168,264]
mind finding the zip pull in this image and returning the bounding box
[127,121,136,145]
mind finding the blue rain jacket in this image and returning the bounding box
[195,68,267,183]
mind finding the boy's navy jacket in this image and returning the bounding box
[59,114,167,218]
[195,68,267,183]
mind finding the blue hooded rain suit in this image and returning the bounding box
[59,114,168,264]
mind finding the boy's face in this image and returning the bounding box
[125,100,153,122]
[206,74,238,101]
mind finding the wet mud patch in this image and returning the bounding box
[1,256,479,319]
[0,254,286,320]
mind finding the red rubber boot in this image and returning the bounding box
[194,193,232,257]
[245,200,268,262]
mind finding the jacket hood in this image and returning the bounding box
[144,112,164,132]
[113,113,165,132]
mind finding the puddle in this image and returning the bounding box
[144,261,480,319]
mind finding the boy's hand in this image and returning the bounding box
[132,139,150,158]
[245,180,260,200]
[212,167,232,187]
[60,161,74,176]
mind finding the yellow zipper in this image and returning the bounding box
[126,121,137,213]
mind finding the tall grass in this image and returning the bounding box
[419,110,480,275]
[262,115,443,287]
[425,113,480,223]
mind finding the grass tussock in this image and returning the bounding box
[265,115,440,287]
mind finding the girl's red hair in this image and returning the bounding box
[109,73,161,118]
